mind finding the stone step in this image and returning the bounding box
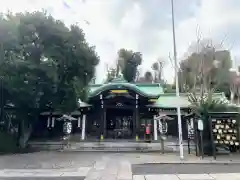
[29,141,196,152]
[63,142,195,152]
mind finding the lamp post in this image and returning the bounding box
[0,76,3,123]
[171,0,184,159]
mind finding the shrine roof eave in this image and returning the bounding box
[88,83,163,99]
[147,92,230,109]
[40,103,91,116]
[208,111,240,116]
[40,110,84,116]
[146,104,190,109]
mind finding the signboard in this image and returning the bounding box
[187,118,195,140]
[158,120,168,134]
[63,122,72,135]
[110,90,128,94]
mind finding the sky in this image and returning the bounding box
[0,0,240,83]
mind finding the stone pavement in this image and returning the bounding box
[134,173,240,180]
[0,167,90,177]
[1,152,240,179]
[1,169,240,180]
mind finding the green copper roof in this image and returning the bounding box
[89,82,164,98]
[149,93,228,108]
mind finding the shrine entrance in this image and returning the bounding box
[106,108,133,139]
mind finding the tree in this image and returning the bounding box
[143,71,153,83]
[0,11,99,149]
[117,48,142,82]
[151,58,165,83]
[162,82,175,93]
[188,90,237,154]
[105,68,117,83]
[178,39,232,94]
[229,68,240,104]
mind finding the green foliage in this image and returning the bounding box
[162,83,175,93]
[0,11,99,114]
[179,46,232,94]
[143,71,153,82]
[117,49,142,82]
[188,90,237,119]
[0,11,99,151]
[105,68,117,83]
[151,60,164,83]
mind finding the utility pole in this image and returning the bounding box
[171,0,184,160]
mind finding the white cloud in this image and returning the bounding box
[1,0,240,83]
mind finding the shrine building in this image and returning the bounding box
[32,77,228,141]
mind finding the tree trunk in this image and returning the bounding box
[18,119,32,149]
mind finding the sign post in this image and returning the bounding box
[158,118,168,154]
[62,121,73,149]
[187,118,195,154]
[198,119,204,159]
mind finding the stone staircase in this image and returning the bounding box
[65,141,178,152]
[29,141,195,153]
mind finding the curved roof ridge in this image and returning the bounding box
[88,81,164,98]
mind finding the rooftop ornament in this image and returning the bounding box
[57,114,77,121]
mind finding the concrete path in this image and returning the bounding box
[1,168,240,180]
[1,152,240,179]
[0,167,90,177]
[134,173,240,180]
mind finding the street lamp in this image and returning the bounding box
[0,76,4,123]
[171,0,184,160]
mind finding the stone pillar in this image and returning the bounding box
[103,108,106,137]
[51,117,55,128]
[47,117,50,128]
[135,108,139,140]
[135,94,139,140]
[154,115,158,140]
[132,110,136,138]
[77,117,81,128]
[100,94,104,140]
[81,114,86,140]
